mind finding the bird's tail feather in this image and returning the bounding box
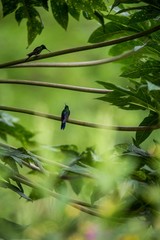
[61,122,66,130]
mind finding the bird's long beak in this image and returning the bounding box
[46,48,50,52]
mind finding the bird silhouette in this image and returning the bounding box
[61,105,70,130]
[26,44,50,61]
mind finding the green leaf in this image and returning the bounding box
[15,6,25,25]
[67,0,107,13]
[0,180,32,201]
[0,132,7,142]
[0,112,17,126]
[29,188,47,200]
[17,147,44,170]
[129,6,160,24]
[135,112,159,146]
[78,147,100,167]
[1,0,18,17]
[27,10,44,46]
[147,81,160,91]
[94,11,105,30]
[0,143,43,172]
[37,0,49,11]
[83,11,92,20]
[97,81,155,111]
[145,40,160,57]
[0,217,27,239]
[115,6,146,15]
[109,40,143,56]
[122,144,151,158]
[68,4,80,21]
[69,178,83,195]
[52,144,79,157]
[0,112,34,144]
[110,0,141,13]
[41,0,49,11]
[142,0,160,7]
[110,0,121,12]
[61,164,91,178]
[0,162,23,192]
[146,81,160,103]
[121,59,160,79]
[88,21,138,43]
[50,0,68,30]
[90,186,105,205]
[20,0,48,9]
[106,14,130,25]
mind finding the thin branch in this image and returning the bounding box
[0,105,159,131]
[7,173,128,219]
[9,48,140,68]
[0,79,112,94]
[0,25,160,68]
[0,141,94,178]
[71,203,101,217]
[1,161,99,216]
[12,174,100,216]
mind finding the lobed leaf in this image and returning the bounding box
[89,21,139,43]
[0,180,31,201]
[135,112,159,146]
[68,4,80,21]
[90,186,105,205]
[69,178,84,195]
[121,59,160,79]
[27,7,44,46]
[0,112,34,144]
[31,0,49,10]
[0,143,43,171]
[15,6,26,25]
[1,0,18,17]
[129,6,160,24]
[110,0,142,13]
[105,14,142,31]
[50,0,69,30]
[97,81,155,111]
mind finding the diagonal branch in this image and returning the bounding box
[8,48,141,68]
[0,79,112,94]
[12,174,101,217]
[0,25,160,68]
[0,105,159,131]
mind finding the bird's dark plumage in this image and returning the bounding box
[26,44,50,61]
[61,105,70,130]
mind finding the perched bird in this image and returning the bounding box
[61,105,70,130]
[26,44,50,60]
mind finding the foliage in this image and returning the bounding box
[1,0,107,46]
[1,0,160,239]
[0,112,34,144]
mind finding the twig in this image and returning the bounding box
[12,174,100,216]
[0,105,159,131]
[71,203,101,217]
[1,162,99,216]
[0,79,112,94]
[0,142,94,178]
[0,25,160,68]
[8,48,140,68]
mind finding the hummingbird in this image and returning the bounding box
[61,105,70,130]
[26,44,50,60]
